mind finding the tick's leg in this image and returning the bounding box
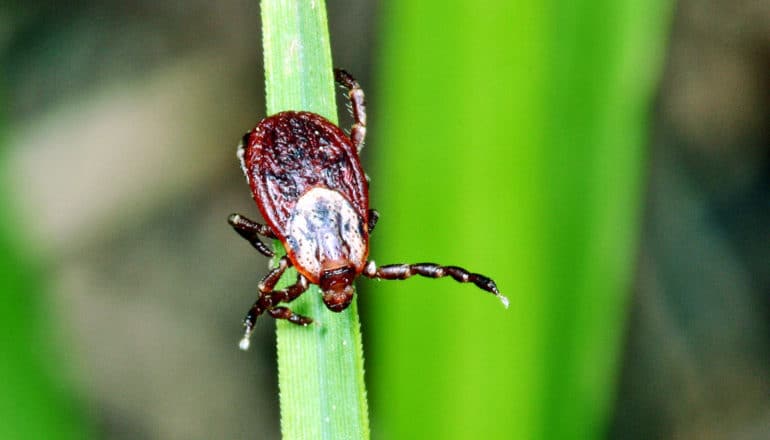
[367,209,379,234]
[238,257,291,350]
[228,213,276,258]
[267,307,313,326]
[334,68,367,152]
[265,275,312,326]
[268,273,310,304]
[363,261,509,308]
[256,256,290,293]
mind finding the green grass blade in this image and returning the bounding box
[259,1,370,439]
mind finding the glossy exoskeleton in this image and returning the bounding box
[229,69,507,349]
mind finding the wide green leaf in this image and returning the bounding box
[367,1,671,438]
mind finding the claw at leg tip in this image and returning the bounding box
[239,335,251,351]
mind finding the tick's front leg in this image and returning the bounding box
[239,259,314,350]
[267,307,313,326]
[363,260,509,308]
[239,256,288,350]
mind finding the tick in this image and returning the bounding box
[229,69,508,349]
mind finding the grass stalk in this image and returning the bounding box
[260,1,370,438]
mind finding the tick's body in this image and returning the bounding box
[240,111,370,283]
[230,69,506,349]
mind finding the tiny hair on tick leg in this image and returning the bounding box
[228,68,507,350]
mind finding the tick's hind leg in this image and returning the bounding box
[363,261,509,308]
[228,213,276,258]
[367,209,379,233]
[334,68,366,152]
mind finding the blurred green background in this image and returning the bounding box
[1,1,768,439]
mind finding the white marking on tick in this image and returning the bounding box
[286,188,366,278]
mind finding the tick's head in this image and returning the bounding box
[319,266,356,312]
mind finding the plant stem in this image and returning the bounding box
[260,1,370,439]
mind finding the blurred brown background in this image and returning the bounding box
[611,1,770,438]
